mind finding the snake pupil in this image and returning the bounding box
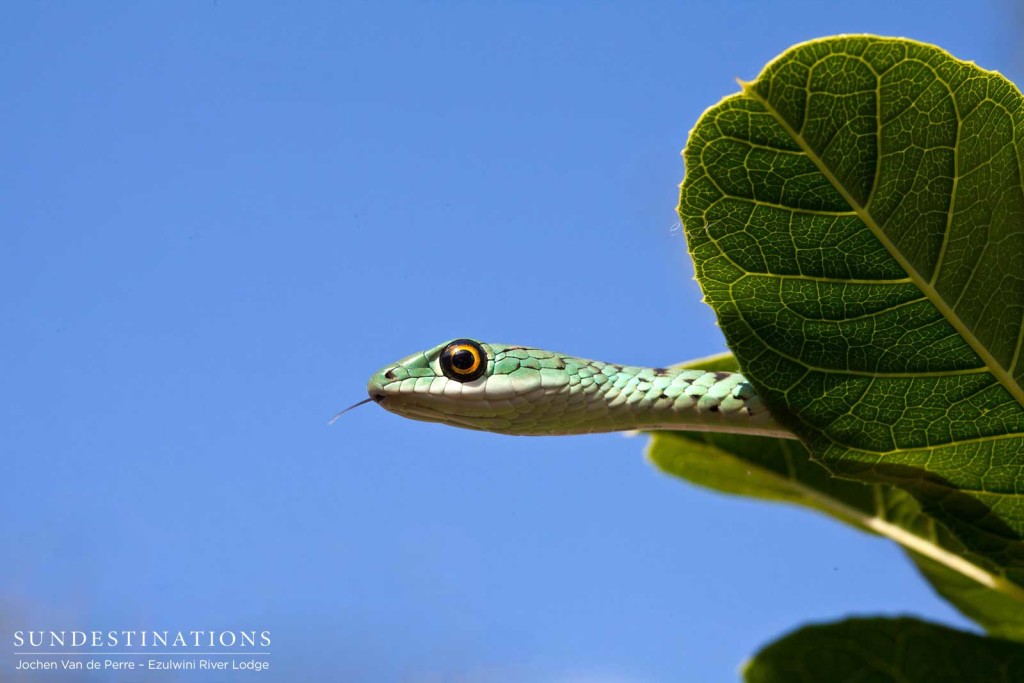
[451,348,475,370]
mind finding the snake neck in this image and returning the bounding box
[505,357,793,437]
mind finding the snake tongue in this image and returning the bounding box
[327,397,377,425]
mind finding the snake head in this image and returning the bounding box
[367,338,563,434]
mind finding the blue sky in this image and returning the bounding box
[3,2,1019,681]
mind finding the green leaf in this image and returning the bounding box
[744,617,1024,683]
[648,353,1024,641]
[679,35,1024,610]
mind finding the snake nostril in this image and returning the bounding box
[384,369,396,380]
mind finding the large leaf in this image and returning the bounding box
[649,353,1024,640]
[679,36,1024,599]
[744,617,1024,683]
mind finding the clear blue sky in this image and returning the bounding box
[3,3,1019,681]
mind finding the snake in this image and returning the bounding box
[347,338,794,439]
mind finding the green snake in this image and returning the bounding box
[354,338,794,439]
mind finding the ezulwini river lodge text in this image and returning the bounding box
[13,629,271,648]
[17,658,269,672]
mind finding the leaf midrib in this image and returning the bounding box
[649,433,1024,602]
[740,81,1024,413]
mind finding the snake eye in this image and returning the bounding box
[439,339,487,382]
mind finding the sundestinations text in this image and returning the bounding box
[13,630,271,648]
